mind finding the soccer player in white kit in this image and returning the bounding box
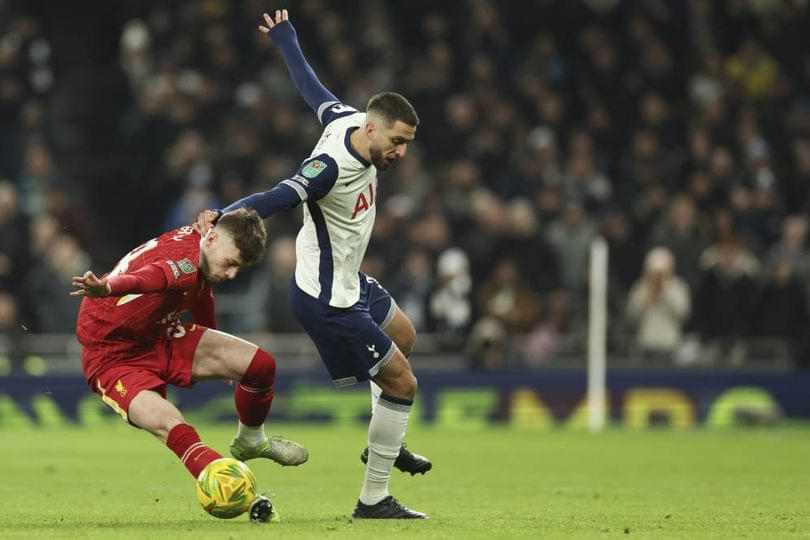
[200,10,429,519]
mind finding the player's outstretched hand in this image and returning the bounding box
[70,271,111,298]
[193,209,220,236]
[258,9,289,35]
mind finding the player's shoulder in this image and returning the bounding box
[153,226,202,266]
[156,226,201,248]
[300,153,339,176]
[155,233,202,288]
[318,101,362,127]
[291,153,340,193]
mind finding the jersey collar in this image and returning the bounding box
[345,127,371,168]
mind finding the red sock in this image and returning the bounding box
[166,423,222,479]
[234,348,276,426]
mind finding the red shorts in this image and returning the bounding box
[83,324,208,423]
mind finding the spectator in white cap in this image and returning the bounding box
[626,247,691,364]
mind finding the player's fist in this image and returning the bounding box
[258,9,289,34]
[193,209,221,236]
[70,271,111,298]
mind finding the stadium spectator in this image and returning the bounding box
[25,233,90,333]
[0,181,31,293]
[467,317,508,371]
[245,235,299,333]
[495,198,560,294]
[725,40,779,101]
[387,249,434,333]
[765,216,810,300]
[522,289,576,367]
[546,202,596,293]
[478,258,542,335]
[625,247,691,364]
[647,195,710,291]
[601,207,643,293]
[751,256,810,368]
[693,213,761,366]
[429,248,472,350]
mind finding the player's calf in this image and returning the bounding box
[167,423,223,479]
[128,388,189,443]
[230,348,309,466]
[234,348,276,430]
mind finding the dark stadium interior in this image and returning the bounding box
[2,0,810,370]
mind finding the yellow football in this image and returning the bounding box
[195,458,257,519]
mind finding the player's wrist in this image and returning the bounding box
[105,276,119,296]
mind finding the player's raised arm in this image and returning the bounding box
[193,154,340,235]
[70,265,169,298]
[259,10,346,124]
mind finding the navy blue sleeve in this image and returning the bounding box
[222,183,303,218]
[221,154,339,218]
[268,21,340,121]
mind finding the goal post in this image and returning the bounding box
[587,236,608,432]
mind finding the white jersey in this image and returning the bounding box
[281,102,377,308]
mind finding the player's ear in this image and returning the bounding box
[205,229,219,246]
[365,121,376,142]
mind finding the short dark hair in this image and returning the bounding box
[366,92,419,127]
[215,208,267,267]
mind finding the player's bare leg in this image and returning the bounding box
[192,328,308,466]
[128,390,223,478]
[363,307,432,476]
[383,307,417,358]
[353,349,428,519]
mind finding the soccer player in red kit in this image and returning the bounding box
[72,208,307,521]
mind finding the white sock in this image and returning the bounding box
[359,395,411,505]
[236,422,266,448]
[369,381,382,411]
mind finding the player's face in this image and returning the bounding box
[369,120,417,171]
[200,230,244,284]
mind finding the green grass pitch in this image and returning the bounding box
[1,424,809,538]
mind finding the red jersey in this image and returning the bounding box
[77,226,215,379]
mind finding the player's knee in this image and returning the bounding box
[407,371,418,398]
[240,348,276,388]
[391,370,417,400]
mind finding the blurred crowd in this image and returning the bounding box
[2,0,810,369]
